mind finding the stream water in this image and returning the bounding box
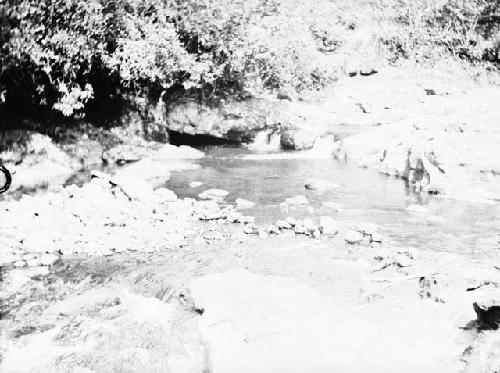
[166,146,500,259]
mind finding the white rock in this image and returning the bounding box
[319,216,338,235]
[395,254,412,267]
[302,218,316,232]
[285,195,309,205]
[243,225,256,235]
[294,221,305,234]
[14,260,26,268]
[26,258,41,267]
[286,217,297,226]
[345,230,364,244]
[190,181,203,188]
[370,233,383,242]
[241,216,255,224]
[276,220,292,229]
[40,254,59,266]
[199,189,229,200]
[235,198,256,210]
[155,188,178,202]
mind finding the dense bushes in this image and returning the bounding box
[0,0,499,124]
[0,0,340,123]
[380,0,500,63]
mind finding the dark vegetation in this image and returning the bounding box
[0,0,499,128]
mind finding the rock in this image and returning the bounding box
[312,229,321,239]
[243,224,256,235]
[373,248,392,261]
[302,218,316,233]
[394,254,412,267]
[345,230,364,244]
[472,298,500,330]
[150,144,204,161]
[294,221,305,234]
[63,139,104,168]
[102,144,143,164]
[198,189,229,201]
[235,198,256,210]
[319,216,338,235]
[190,181,203,188]
[186,269,349,372]
[280,129,317,150]
[268,225,281,235]
[26,258,41,267]
[304,178,340,192]
[14,260,26,268]
[193,236,206,245]
[155,188,178,202]
[2,133,75,192]
[226,211,243,223]
[359,67,378,76]
[91,170,154,201]
[352,223,378,236]
[258,229,268,238]
[241,216,255,224]
[285,195,309,205]
[370,233,383,243]
[286,217,297,226]
[0,253,17,266]
[276,220,292,229]
[277,86,299,101]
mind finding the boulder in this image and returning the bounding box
[102,144,144,164]
[198,189,229,201]
[319,216,338,235]
[280,129,317,150]
[190,181,203,188]
[235,198,256,210]
[344,230,364,244]
[1,133,75,192]
[155,188,178,202]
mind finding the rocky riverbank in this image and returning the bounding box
[1,145,500,371]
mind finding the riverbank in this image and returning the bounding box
[0,175,499,371]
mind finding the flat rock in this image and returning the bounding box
[199,189,229,201]
[155,188,178,202]
[319,216,338,235]
[235,198,256,210]
[344,230,364,244]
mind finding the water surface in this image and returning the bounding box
[167,146,500,258]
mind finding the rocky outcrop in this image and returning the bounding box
[0,132,76,192]
[280,128,317,150]
[165,97,326,144]
[327,69,500,202]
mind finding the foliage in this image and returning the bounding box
[0,0,498,122]
[379,0,500,64]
